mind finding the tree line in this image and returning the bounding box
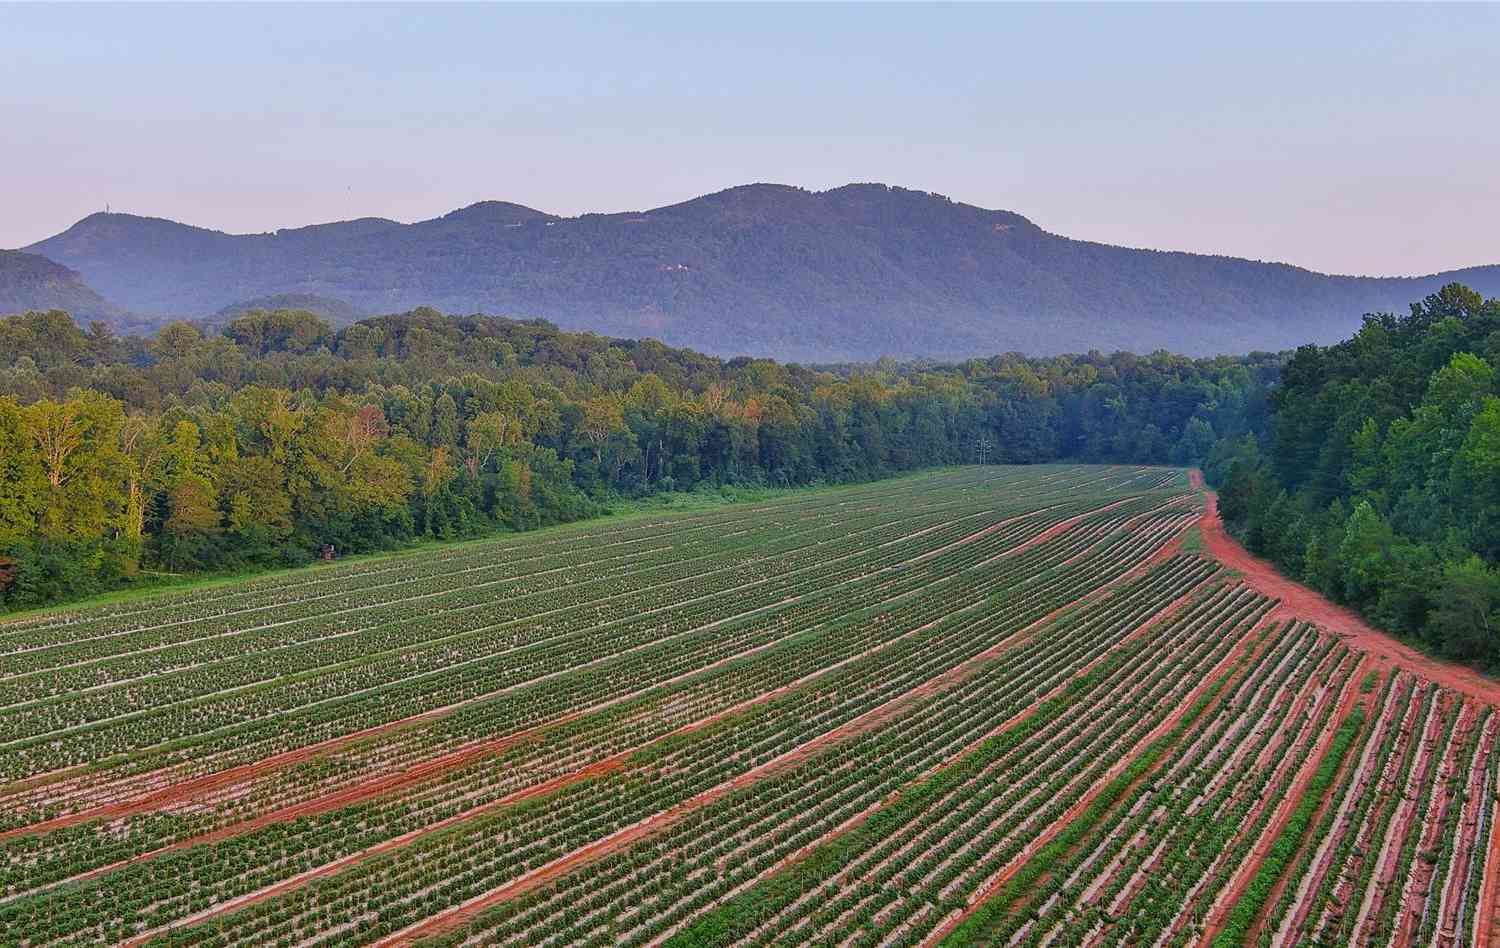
[1210,283,1500,669]
[0,306,1273,608]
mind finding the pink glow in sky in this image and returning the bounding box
[2,3,1497,276]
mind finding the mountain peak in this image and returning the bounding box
[431,201,556,226]
[20,183,1500,361]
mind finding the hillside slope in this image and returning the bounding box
[0,250,118,323]
[26,183,1500,360]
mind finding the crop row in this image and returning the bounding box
[936,618,1351,947]
[400,581,1271,948]
[0,512,1203,906]
[1,491,1012,718]
[0,486,1184,827]
[130,557,1231,948]
[0,507,1200,936]
[0,465,1115,649]
[2,488,1154,779]
[657,593,1272,948]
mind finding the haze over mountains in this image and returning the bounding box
[14,183,1500,362]
[0,250,119,325]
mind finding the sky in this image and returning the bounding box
[2,2,1497,276]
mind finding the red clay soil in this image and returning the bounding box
[1195,652,1373,947]
[917,613,1270,948]
[119,750,635,947]
[1392,708,1477,948]
[367,552,1181,948]
[125,530,1108,944]
[1477,791,1500,948]
[8,501,1074,840]
[697,568,1218,925]
[1190,470,1500,709]
[1243,661,1386,946]
[1432,716,1495,947]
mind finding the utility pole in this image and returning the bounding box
[973,435,993,465]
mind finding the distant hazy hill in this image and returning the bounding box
[25,184,1500,360]
[0,250,118,322]
[213,293,362,327]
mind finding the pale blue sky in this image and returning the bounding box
[2,2,1497,275]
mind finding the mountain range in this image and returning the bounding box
[0,250,119,325]
[13,183,1500,361]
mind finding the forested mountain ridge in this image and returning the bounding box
[23,183,1500,361]
[0,250,118,324]
[0,303,1273,608]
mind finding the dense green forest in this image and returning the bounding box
[7,284,1500,671]
[1210,283,1500,669]
[0,305,1273,608]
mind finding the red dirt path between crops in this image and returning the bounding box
[916,610,1271,948]
[5,498,1083,843]
[1190,469,1500,709]
[118,749,636,948]
[1478,791,1500,948]
[1195,652,1374,947]
[123,500,1165,942]
[680,559,1216,938]
[13,497,1135,872]
[368,516,1202,947]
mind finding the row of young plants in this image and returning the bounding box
[0,491,988,820]
[0,462,1125,684]
[0,486,1134,864]
[392,566,1253,947]
[4,464,1163,668]
[1209,706,1368,946]
[1257,669,1413,947]
[640,587,1268,948]
[1314,684,1450,945]
[99,519,1200,948]
[0,489,910,691]
[946,620,1348,946]
[7,464,1059,675]
[1421,707,1496,946]
[0,464,966,644]
[1,480,1135,781]
[0,489,1007,739]
[0,492,1199,939]
[109,560,1197,948]
[1451,715,1500,947]
[111,540,1212,948]
[1259,676,1496,948]
[722,590,1271,948]
[1367,698,1485,946]
[453,570,1242,948]
[1400,704,1490,946]
[9,462,1148,648]
[1357,694,1464,945]
[935,619,1334,946]
[1,481,1182,838]
[0,466,1171,653]
[1090,638,1358,946]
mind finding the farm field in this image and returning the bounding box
[0,464,1495,948]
